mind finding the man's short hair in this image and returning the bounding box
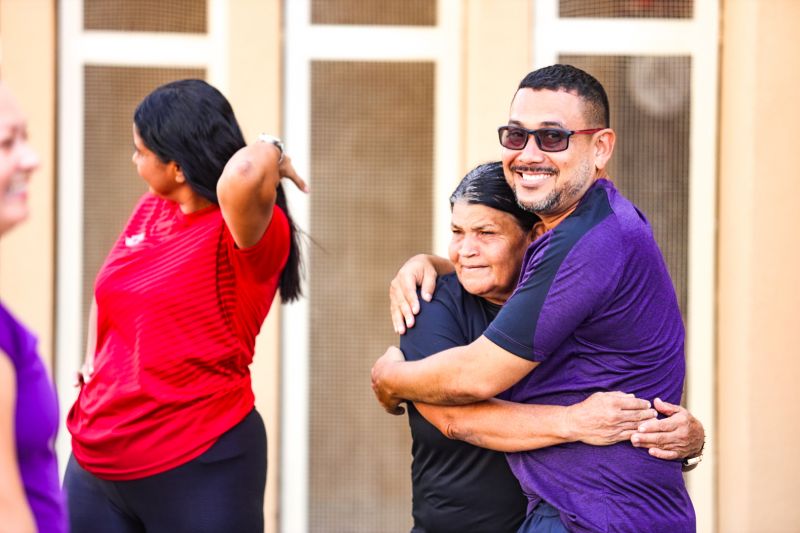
[518,64,610,128]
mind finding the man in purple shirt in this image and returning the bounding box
[372,64,695,532]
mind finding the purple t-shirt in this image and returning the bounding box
[484,179,695,532]
[0,302,66,533]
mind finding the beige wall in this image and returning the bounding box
[6,1,800,530]
[228,2,284,532]
[463,0,531,176]
[0,0,56,368]
[718,0,800,531]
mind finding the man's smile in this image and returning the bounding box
[511,165,557,187]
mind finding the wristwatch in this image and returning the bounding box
[682,455,702,469]
[681,441,705,471]
[257,133,284,163]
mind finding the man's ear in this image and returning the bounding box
[593,128,616,171]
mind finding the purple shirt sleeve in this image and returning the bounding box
[485,216,623,362]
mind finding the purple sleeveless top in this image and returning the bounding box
[1,301,66,533]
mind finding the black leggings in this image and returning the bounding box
[64,409,267,533]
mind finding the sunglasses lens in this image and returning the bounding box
[500,127,571,152]
[536,129,569,152]
[500,127,528,150]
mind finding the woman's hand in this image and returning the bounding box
[390,255,454,334]
[631,398,705,460]
[564,391,657,445]
[277,153,309,194]
[74,361,94,387]
[76,298,98,387]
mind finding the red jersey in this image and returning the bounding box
[67,193,290,480]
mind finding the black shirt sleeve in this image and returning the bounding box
[401,275,469,362]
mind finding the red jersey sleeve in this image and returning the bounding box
[226,205,291,284]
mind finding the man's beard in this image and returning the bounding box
[514,160,593,215]
[516,185,561,214]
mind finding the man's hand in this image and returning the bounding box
[389,255,440,334]
[370,346,407,415]
[565,391,657,445]
[630,397,705,460]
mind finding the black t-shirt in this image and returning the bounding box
[401,273,527,533]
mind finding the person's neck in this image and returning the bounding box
[537,175,604,232]
[538,208,577,232]
[179,194,213,214]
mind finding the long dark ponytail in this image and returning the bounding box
[275,183,302,302]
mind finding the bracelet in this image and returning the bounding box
[257,133,284,163]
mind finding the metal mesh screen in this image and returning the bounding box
[559,0,692,18]
[561,55,690,318]
[309,60,434,533]
[311,0,436,26]
[82,66,205,337]
[84,0,206,32]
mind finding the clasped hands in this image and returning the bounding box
[371,344,704,460]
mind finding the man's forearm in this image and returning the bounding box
[415,391,657,451]
[428,254,455,276]
[382,346,493,405]
[415,399,570,452]
[372,337,537,414]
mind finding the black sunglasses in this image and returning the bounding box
[498,125,605,152]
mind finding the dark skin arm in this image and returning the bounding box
[415,391,656,452]
[217,142,307,249]
[371,337,536,414]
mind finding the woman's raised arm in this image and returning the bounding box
[217,140,307,249]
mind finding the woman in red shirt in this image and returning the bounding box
[64,79,305,533]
